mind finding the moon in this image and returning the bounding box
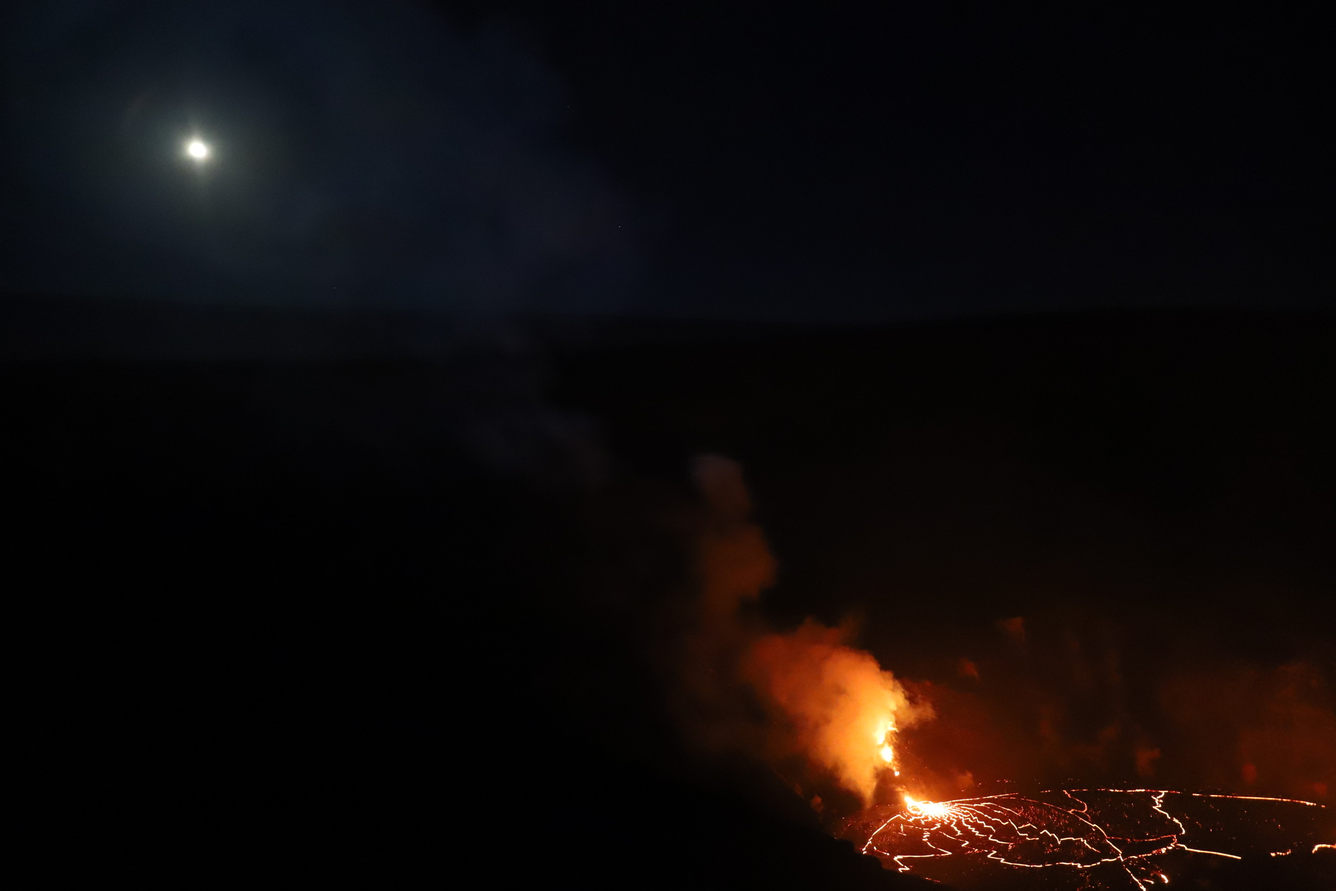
[185,138,211,161]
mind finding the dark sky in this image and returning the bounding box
[0,1,1328,321]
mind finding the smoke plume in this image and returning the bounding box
[674,455,931,808]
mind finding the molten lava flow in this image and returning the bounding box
[903,795,952,819]
[839,788,1335,890]
[877,720,902,777]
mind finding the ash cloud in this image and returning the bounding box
[0,0,635,311]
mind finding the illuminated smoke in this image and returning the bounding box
[679,455,931,807]
[691,455,776,630]
[744,619,929,804]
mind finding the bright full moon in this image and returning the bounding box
[185,139,210,161]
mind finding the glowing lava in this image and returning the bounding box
[838,789,1334,890]
[876,723,901,777]
[903,795,952,819]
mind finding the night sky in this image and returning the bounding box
[2,2,1328,320]
[6,4,1334,889]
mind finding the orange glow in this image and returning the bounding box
[744,619,930,804]
[903,795,951,818]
